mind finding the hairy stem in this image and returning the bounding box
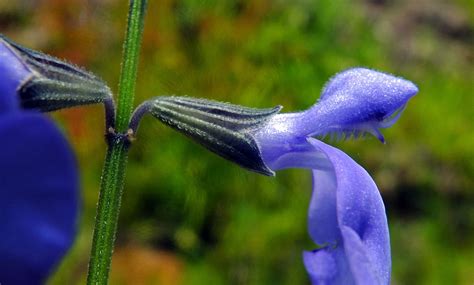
[87,0,147,284]
[115,0,148,132]
[86,143,129,285]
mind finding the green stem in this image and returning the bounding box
[87,1,147,284]
[86,145,129,285]
[116,0,148,132]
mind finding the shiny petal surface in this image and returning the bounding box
[0,112,78,285]
[0,38,31,112]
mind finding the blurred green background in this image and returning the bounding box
[1,0,473,284]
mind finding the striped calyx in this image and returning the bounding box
[147,96,282,176]
[1,34,112,112]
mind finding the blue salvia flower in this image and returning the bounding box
[254,68,418,284]
[141,68,417,285]
[0,36,81,284]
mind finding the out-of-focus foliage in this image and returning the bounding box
[1,0,472,284]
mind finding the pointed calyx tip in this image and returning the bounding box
[1,34,113,113]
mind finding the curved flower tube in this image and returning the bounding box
[0,36,79,284]
[253,68,418,284]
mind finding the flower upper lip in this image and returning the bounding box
[277,68,419,143]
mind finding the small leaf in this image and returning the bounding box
[146,96,282,176]
[1,34,113,112]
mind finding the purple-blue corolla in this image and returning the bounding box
[0,37,79,284]
[138,67,417,284]
[254,68,418,284]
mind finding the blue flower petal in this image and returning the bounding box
[0,112,79,284]
[306,138,390,285]
[254,68,417,145]
[340,226,383,285]
[303,68,418,142]
[308,165,339,244]
[303,247,354,285]
[0,37,31,113]
[255,136,390,284]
